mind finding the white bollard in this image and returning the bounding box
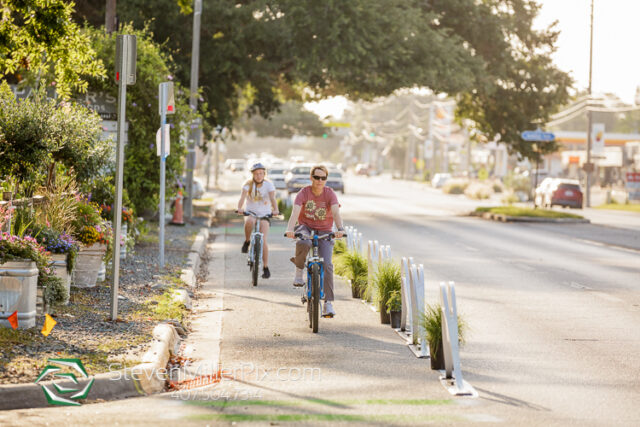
[400,257,413,333]
[439,281,475,396]
[408,263,426,352]
[357,233,363,254]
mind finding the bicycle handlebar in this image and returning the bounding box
[285,232,337,240]
[238,211,274,220]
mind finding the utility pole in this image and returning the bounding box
[185,0,202,219]
[105,0,117,34]
[585,0,594,207]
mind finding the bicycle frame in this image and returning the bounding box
[305,234,325,301]
[248,217,264,269]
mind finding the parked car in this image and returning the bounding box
[268,166,287,190]
[431,173,451,188]
[327,170,345,194]
[534,178,583,209]
[285,165,312,194]
[355,163,372,176]
[224,158,245,172]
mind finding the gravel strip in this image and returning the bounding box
[0,218,209,385]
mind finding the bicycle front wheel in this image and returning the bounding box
[252,236,261,287]
[311,264,320,333]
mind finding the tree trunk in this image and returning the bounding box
[105,0,117,34]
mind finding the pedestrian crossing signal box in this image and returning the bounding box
[115,35,137,85]
[159,82,175,115]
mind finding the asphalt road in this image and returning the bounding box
[341,174,640,425]
[2,172,638,426]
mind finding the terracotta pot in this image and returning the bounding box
[0,260,38,328]
[73,243,106,288]
[390,310,402,329]
[50,254,71,305]
[379,301,390,324]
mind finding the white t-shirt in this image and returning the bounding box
[242,180,275,216]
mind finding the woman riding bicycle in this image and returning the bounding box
[237,162,279,279]
[285,165,345,317]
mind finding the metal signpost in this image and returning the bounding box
[521,129,556,201]
[158,82,175,268]
[111,35,137,321]
[186,0,203,219]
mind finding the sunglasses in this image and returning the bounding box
[312,175,327,181]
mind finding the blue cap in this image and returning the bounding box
[250,162,266,172]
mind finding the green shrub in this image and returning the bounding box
[372,260,402,307]
[277,199,292,221]
[333,239,347,256]
[42,275,68,307]
[386,289,402,313]
[442,179,469,195]
[338,250,368,294]
[420,303,466,359]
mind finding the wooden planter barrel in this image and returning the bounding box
[0,260,38,329]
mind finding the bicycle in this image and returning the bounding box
[289,231,337,333]
[241,211,272,287]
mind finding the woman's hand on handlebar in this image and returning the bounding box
[236,209,244,215]
[284,231,295,239]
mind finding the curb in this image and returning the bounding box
[180,227,210,288]
[0,222,213,411]
[0,323,181,411]
[476,211,590,224]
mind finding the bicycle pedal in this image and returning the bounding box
[301,296,307,304]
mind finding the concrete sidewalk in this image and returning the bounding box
[163,217,518,424]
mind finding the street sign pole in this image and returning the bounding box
[186,0,203,219]
[159,85,167,268]
[585,0,595,207]
[111,35,136,321]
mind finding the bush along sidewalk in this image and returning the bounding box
[0,218,209,386]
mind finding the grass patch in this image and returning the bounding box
[595,203,640,213]
[187,413,457,423]
[475,206,584,219]
[146,287,189,322]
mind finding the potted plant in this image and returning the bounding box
[387,289,402,329]
[71,201,111,288]
[30,226,78,305]
[337,250,368,299]
[421,303,466,370]
[0,232,50,328]
[373,260,402,325]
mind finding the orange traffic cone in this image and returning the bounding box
[170,190,185,225]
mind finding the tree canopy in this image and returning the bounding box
[71,0,571,159]
[0,0,105,98]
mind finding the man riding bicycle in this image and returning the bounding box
[237,162,279,279]
[285,165,344,317]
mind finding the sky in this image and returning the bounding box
[305,0,640,119]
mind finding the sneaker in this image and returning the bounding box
[262,267,270,279]
[241,241,250,253]
[322,301,335,318]
[293,278,304,287]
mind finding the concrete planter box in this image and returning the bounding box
[73,244,106,288]
[50,254,71,305]
[0,260,38,329]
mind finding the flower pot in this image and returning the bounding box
[390,310,401,329]
[430,340,445,370]
[379,301,390,324]
[72,243,106,288]
[97,260,106,283]
[349,280,360,299]
[120,224,128,260]
[50,254,71,305]
[0,260,38,329]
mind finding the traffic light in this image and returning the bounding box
[369,132,375,137]
[322,133,328,139]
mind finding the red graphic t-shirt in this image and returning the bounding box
[294,187,339,232]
